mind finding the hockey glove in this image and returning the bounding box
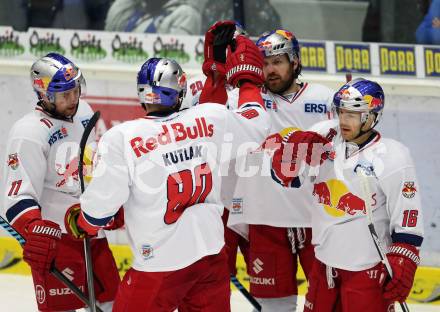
[225,35,264,88]
[202,20,236,78]
[65,203,89,240]
[383,243,420,302]
[23,219,62,273]
[271,130,331,187]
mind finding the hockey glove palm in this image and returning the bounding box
[23,219,62,273]
[383,243,420,302]
[225,35,264,88]
[202,20,236,78]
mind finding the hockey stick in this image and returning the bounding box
[0,216,103,312]
[355,165,410,312]
[78,111,101,312]
[230,274,262,311]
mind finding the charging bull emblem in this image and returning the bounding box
[7,153,19,170]
[55,146,94,188]
[313,179,367,217]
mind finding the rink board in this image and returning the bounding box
[0,237,438,305]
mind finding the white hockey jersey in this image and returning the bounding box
[80,102,270,272]
[228,82,334,230]
[307,119,424,271]
[3,100,97,234]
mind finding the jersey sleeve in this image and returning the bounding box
[225,97,270,159]
[378,149,424,247]
[80,127,130,227]
[3,134,47,233]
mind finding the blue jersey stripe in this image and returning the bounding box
[6,199,40,223]
[83,211,113,227]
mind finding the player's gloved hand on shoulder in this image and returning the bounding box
[23,219,62,273]
[225,35,264,88]
[271,130,331,187]
[382,242,420,302]
[202,20,236,78]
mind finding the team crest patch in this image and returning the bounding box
[141,244,154,260]
[231,198,243,215]
[402,181,417,199]
[7,153,19,170]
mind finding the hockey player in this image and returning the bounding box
[226,29,334,311]
[67,34,271,311]
[271,78,423,311]
[2,53,120,311]
[197,20,252,278]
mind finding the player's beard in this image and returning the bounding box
[264,68,296,95]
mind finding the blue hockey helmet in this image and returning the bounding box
[30,52,85,104]
[333,78,385,128]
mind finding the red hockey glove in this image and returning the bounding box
[383,243,420,302]
[271,130,331,187]
[202,20,236,78]
[23,219,62,273]
[225,35,264,88]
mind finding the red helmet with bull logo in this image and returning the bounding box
[333,78,385,129]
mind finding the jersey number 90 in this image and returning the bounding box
[165,163,213,224]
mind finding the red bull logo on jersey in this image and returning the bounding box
[313,179,366,217]
[7,153,19,170]
[55,147,93,188]
[141,244,154,260]
[130,117,214,158]
[402,181,417,199]
[55,157,81,188]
